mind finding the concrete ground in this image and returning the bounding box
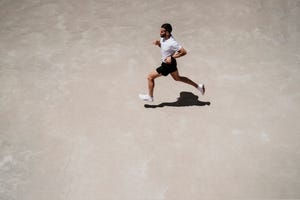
[1,0,300,199]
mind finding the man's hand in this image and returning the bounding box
[165,56,172,64]
[153,40,161,47]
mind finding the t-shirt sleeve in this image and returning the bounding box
[171,41,182,52]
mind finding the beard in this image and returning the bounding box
[160,33,166,38]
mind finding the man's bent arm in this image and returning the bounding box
[165,48,187,64]
[172,47,187,59]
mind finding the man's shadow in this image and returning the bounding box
[144,91,211,108]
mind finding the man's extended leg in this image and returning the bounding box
[148,71,161,97]
[139,71,161,101]
[170,70,205,95]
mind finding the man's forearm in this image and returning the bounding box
[172,50,186,59]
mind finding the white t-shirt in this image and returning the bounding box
[160,36,182,63]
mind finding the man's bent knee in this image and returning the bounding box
[148,72,160,81]
[148,74,155,81]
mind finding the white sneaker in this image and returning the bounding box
[197,84,205,95]
[139,94,154,102]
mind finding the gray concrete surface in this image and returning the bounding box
[1,0,300,199]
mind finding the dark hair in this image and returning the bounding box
[161,23,172,33]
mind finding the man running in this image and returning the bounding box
[139,23,205,102]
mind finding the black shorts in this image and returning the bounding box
[156,57,177,76]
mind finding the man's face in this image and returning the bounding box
[160,28,168,38]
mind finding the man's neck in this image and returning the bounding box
[163,35,171,40]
